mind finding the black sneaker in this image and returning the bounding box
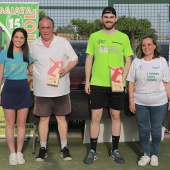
[60,147,72,161]
[35,147,48,162]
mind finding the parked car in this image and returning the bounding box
[158,40,169,62]
[70,40,87,90]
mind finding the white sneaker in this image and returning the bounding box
[17,152,25,164]
[138,154,150,166]
[9,153,17,165]
[150,155,159,166]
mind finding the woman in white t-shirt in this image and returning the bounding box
[127,35,170,167]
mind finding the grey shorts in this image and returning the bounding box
[33,94,71,117]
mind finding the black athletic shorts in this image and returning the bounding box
[90,85,124,110]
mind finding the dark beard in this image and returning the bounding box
[103,22,115,30]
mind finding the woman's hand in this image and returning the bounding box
[168,101,170,110]
[129,98,136,113]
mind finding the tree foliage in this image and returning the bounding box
[115,16,157,42]
[70,16,157,48]
[57,25,75,34]
[71,19,102,37]
[71,17,157,39]
[39,10,47,20]
[38,11,157,49]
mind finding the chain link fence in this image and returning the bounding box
[4,0,169,40]
[2,0,170,133]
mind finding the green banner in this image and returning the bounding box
[0,2,39,138]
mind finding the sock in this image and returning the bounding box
[112,136,120,151]
[40,141,47,149]
[90,138,98,152]
[60,139,67,149]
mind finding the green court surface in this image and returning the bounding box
[0,133,170,170]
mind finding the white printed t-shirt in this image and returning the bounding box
[29,35,78,97]
[127,57,170,106]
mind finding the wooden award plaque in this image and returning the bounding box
[47,59,63,86]
[110,66,124,92]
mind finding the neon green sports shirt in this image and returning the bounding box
[86,30,134,87]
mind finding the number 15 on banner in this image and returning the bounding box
[6,14,23,31]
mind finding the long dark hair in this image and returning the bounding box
[7,27,29,63]
[137,35,161,59]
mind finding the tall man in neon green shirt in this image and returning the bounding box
[84,7,133,164]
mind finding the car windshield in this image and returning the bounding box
[160,44,169,62]
[70,40,87,66]
[73,46,86,66]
